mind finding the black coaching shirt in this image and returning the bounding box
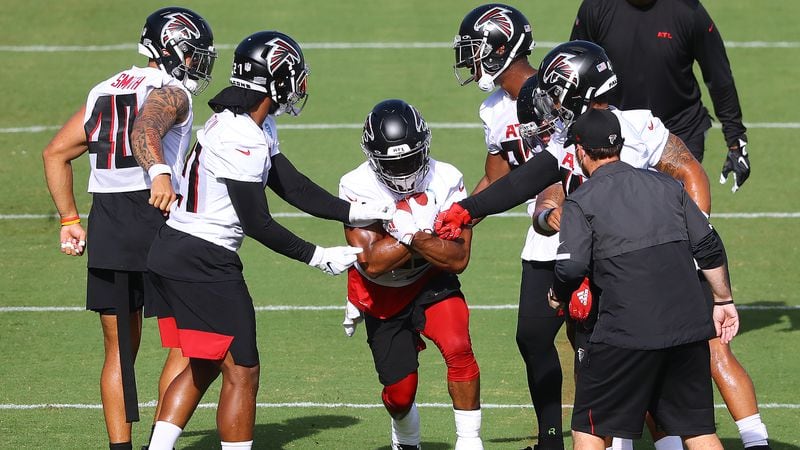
[554,161,717,350]
[570,0,747,147]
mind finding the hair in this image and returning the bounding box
[581,140,624,160]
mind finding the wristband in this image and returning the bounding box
[536,208,554,232]
[714,300,734,306]
[60,215,81,226]
[148,163,172,180]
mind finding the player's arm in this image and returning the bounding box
[552,199,592,301]
[654,133,711,214]
[42,106,89,256]
[471,152,511,195]
[409,227,472,274]
[532,182,565,236]
[267,153,351,220]
[344,222,412,278]
[131,86,190,212]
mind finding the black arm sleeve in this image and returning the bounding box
[693,3,747,147]
[459,151,561,218]
[226,178,317,264]
[692,228,726,270]
[266,153,350,222]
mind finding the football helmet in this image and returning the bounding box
[230,31,310,116]
[453,3,534,91]
[537,40,617,127]
[362,99,431,195]
[516,74,567,147]
[138,7,216,95]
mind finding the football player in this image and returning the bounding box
[453,5,565,449]
[340,99,482,450]
[144,31,392,450]
[42,7,216,450]
[438,40,768,447]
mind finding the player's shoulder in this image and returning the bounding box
[613,108,662,133]
[429,158,463,179]
[479,89,511,117]
[339,161,376,191]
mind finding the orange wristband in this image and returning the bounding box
[60,215,81,226]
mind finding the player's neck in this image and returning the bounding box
[249,98,272,125]
[499,60,536,99]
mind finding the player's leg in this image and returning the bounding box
[682,435,723,450]
[364,306,422,449]
[517,260,565,449]
[90,268,145,448]
[422,295,482,450]
[217,352,259,446]
[572,431,606,450]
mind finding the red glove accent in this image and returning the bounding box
[434,203,472,241]
[568,277,592,321]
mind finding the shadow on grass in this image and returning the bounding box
[737,302,799,335]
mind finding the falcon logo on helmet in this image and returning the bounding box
[542,54,580,90]
[266,38,302,75]
[161,13,201,45]
[473,7,514,40]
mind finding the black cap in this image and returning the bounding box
[567,108,624,149]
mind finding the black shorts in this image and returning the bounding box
[364,302,421,386]
[572,340,715,439]
[519,260,564,319]
[87,190,164,271]
[86,267,148,314]
[149,274,258,367]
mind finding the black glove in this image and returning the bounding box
[719,139,751,193]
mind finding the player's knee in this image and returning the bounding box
[382,372,418,416]
[442,341,480,382]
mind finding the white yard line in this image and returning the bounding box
[1,304,796,313]
[1,41,799,52]
[3,122,800,134]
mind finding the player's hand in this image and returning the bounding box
[568,277,592,321]
[342,298,364,337]
[713,303,739,344]
[434,202,472,241]
[719,139,750,193]
[149,174,176,214]
[309,246,363,276]
[384,207,419,245]
[547,287,565,311]
[348,201,395,222]
[398,191,439,233]
[59,223,86,256]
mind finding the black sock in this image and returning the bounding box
[109,442,132,450]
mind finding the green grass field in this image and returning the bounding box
[1,0,798,448]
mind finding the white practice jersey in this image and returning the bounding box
[167,110,281,252]
[339,159,466,287]
[84,66,193,193]
[480,89,561,262]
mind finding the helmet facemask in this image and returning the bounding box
[364,139,431,195]
[271,64,310,116]
[519,88,570,147]
[172,40,217,95]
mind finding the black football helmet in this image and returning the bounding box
[516,74,567,147]
[230,31,310,116]
[362,99,431,194]
[453,3,534,91]
[138,7,216,95]
[537,40,617,127]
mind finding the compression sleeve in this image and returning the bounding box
[266,153,351,222]
[459,151,561,218]
[693,2,747,147]
[226,178,317,263]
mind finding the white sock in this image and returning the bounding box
[611,438,633,450]
[392,403,421,446]
[654,435,683,450]
[454,408,483,450]
[221,440,253,449]
[736,413,769,447]
[148,421,183,450]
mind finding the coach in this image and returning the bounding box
[550,109,739,449]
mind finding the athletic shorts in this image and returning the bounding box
[364,293,472,386]
[86,267,147,315]
[149,274,259,367]
[519,260,564,319]
[572,340,715,439]
[87,190,164,271]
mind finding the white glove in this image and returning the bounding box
[308,245,363,276]
[402,190,439,233]
[342,299,364,337]
[348,201,395,222]
[384,207,419,245]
